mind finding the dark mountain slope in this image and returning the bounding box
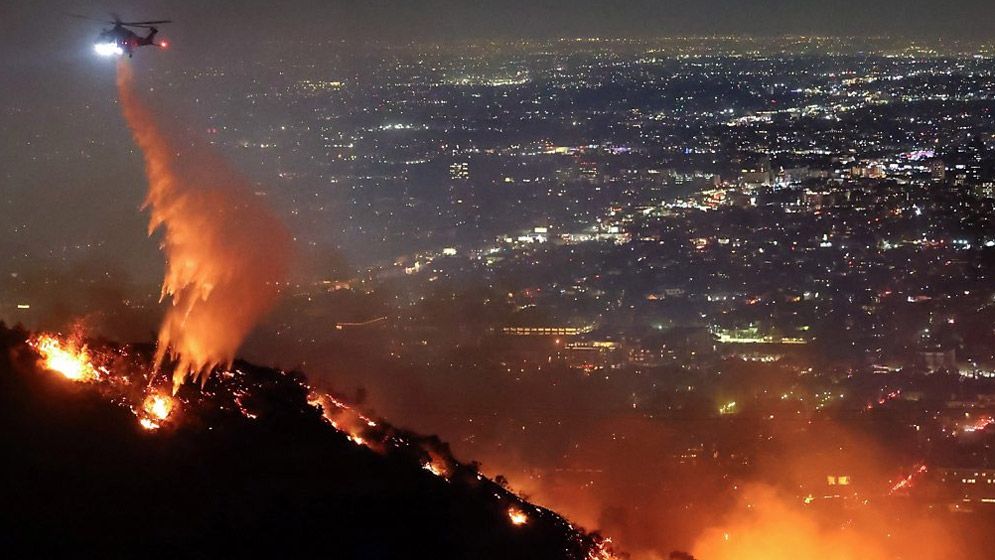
[0,324,614,559]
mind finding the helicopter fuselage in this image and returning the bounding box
[95,25,158,57]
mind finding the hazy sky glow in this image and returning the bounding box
[4,0,995,58]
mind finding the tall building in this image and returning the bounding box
[449,162,470,180]
[929,159,947,182]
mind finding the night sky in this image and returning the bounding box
[4,0,995,52]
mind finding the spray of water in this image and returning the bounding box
[116,61,291,392]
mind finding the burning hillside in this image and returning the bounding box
[0,60,622,559]
[0,324,617,559]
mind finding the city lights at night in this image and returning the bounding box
[4,1,995,559]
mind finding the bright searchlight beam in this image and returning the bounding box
[95,42,124,57]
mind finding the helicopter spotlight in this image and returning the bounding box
[94,42,124,57]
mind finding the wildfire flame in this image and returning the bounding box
[17,330,615,558]
[138,392,176,430]
[309,391,383,450]
[508,507,529,526]
[29,334,101,382]
[423,459,449,478]
[29,331,182,431]
[889,463,927,495]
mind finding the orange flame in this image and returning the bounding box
[423,457,449,478]
[309,391,381,449]
[420,446,453,479]
[145,392,175,419]
[29,334,101,382]
[508,506,528,526]
[116,61,291,392]
[138,392,176,431]
[889,463,927,495]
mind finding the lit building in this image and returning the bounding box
[936,468,995,507]
[449,162,470,180]
[919,346,957,373]
[557,340,623,371]
[929,159,947,182]
[501,326,594,337]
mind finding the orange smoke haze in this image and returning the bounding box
[116,62,291,391]
[306,354,970,560]
[692,482,961,560]
[693,483,888,560]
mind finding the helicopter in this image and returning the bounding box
[71,14,172,57]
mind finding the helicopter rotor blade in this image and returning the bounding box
[67,13,172,28]
[119,20,172,25]
[66,13,116,24]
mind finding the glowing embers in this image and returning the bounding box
[308,391,378,449]
[94,42,124,56]
[865,389,901,411]
[421,449,454,480]
[422,458,449,478]
[507,506,528,526]
[960,416,994,434]
[29,333,104,382]
[889,463,927,495]
[29,331,181,431]
[138,392,176,431]
[232,386,259,420]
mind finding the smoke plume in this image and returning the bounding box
[116,62,290,391]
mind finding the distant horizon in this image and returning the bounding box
[278,35,995,46]
[5,1,995,51]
